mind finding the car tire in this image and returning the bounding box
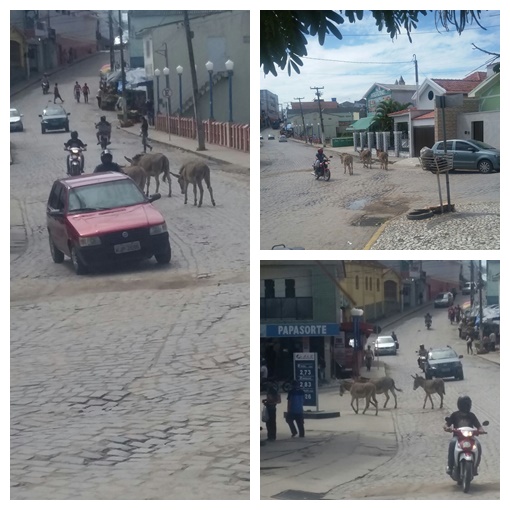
[478,159,493,174]
[49,236,64,263]
[70,244,88,275]
[154,242,171,264]
[457,370,464,381]
[41,126,46,134]
[65,123,70,133]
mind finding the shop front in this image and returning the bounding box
[260,323,340,381]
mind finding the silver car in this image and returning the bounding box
[10,108,24,132]
[431,139,500,174]
[373,335,397,356]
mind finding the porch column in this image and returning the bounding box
[383,132,390,152]
[394,131,402,157]
[367,132,375,152]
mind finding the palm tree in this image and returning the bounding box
[373,98,412,132]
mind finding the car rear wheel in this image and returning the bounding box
[478,159,493,174]
[70,245,88,275]
[49,236,64,263]
[154,242,171,264]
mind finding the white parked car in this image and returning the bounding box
[373,335,397,356]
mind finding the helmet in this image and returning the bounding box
[457,396,472,413]
[70,131,78,140]
[318,148,323,154]
[100,149,113,164]
[100,115,106,122]
[419,344,424,350]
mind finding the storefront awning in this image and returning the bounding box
[340,321,377,334]
[346,117,376,131]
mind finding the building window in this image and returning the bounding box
[377,279,380,292]
[285,279,296,298]
[264,279,275,299]
[369,277,372,291]
[355,275,359,289]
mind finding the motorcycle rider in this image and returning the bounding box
[93,150,124,174]
[424,312,432,326]
[41,73,50,93]
[314,147,328,176]
[95,116,112,145]
[417,344,428,367]
[444,396,486,475]
[64,131,87,173]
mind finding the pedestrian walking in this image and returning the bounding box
[286,380,305,438]
[53,83,64,103]
[146,99,154,126]
[489,332,497,352]
[262,380,280,441]
[364,345,374,371]
[140,116,153,153]
[466,334,474,355]
[82,83,90,103]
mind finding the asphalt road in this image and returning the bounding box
[261,297,500,500]
[260,130,499,250]
[10,53,250,499]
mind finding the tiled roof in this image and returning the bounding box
[290,101,338,110]
[432,72,487,94]
[413,111,435,120]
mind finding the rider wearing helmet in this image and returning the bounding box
[93,149,123,174]
[444,396,486,475]
[95,115,112,145]
[64,131,87,172]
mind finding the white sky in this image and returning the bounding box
[260,10,500,107]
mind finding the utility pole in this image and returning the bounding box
[470,260,475,309]
[478,260,484,345]
[108,11,115,72]
[183,11,205,150]
[118,10,127,124]
[413,54,419,107]
[294,97,307,143]
[311,86,325,147]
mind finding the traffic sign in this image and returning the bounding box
[162,88,172,98]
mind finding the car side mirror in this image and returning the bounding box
[482,420,489,426]
[458,355,464,359]
[149,193,161,202]
[39,114,42,118]
[47,208,64,217]
[20,114,24,117]
[67,113,71,116]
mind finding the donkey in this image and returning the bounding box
[355,376,403,409]
[376,149,389,171]
[122,164,147,193]
[170,161,216,207]
[411,374,445,409]
[357,148,372,169]
[339,379,378,415]
[125,153,171,197]
[340,153,354,175]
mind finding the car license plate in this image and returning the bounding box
[114,241,141,254]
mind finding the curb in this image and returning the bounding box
[363,221,390,250]
[120,127,250,171]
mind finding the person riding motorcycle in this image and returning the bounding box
[93,149,123,174]
[424,312,432,326]
[64,131,87,173]
[314,148,328,176]
[41,73,50,93]
[417,344,428,367]
[444,396,486,475]
[95,116,112,145]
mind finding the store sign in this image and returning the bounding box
[264,323,340,337]
[293,352,318,408]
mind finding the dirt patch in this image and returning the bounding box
[364,196,410,216]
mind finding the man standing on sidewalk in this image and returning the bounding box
[286,380,305,438]
[53,83,64,104]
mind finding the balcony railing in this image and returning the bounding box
[260,297,313,320]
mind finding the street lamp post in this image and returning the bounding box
[225,59,234,123]
[176,65,183,115]
[163,66,171,141]
[154,68,161,114]
[351,307,364,377]
[205,61,214,120]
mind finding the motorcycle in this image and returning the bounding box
[445,420,489,493]
[41,81,50,95]
[416,351,427,371]
[65,146,86,176]
[99,133,110,150]
[425,318,432,330]
[312,156,332,181]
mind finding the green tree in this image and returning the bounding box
[261,10,487,76]
[373,99,412,132]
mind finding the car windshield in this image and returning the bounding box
[10,109,20,117]
[44,107,65,116]
[376,337,393,344]
[436,294,447,299]
[429,350,456,360]
[68,180,146,212]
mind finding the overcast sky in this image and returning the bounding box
[260,10,500,107]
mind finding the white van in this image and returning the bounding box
[462,282,476,295]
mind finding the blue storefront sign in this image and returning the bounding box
[293,352,319,409]
[263,323,339,338]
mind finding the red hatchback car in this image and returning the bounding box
[46,172,171,274]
